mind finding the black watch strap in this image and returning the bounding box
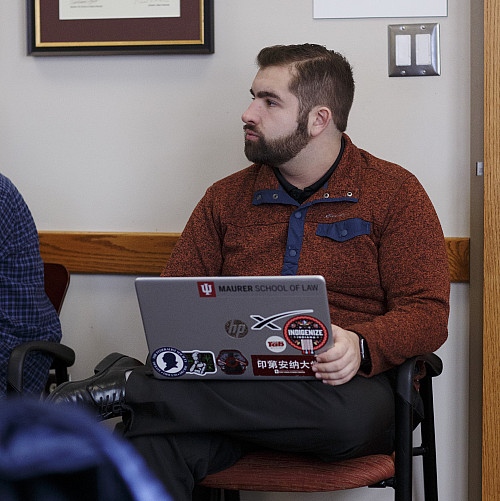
[356,333,372,374]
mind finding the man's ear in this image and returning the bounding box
[308,106,332,137]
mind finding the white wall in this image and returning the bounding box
[0,1,471,500]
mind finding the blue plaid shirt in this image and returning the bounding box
[0,174,62,397]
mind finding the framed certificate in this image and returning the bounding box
[27,0,214,56]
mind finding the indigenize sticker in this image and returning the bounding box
[283,315,328,354]
[151,347,188,378]
[184,351,217,376]
[252,355,316,376]
[216,350,248,375]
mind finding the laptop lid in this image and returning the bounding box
[135,275,333,380]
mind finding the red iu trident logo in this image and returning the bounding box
[197,281,216,297]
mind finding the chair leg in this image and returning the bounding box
[419,377,439,501]
[192,485,222,501]
[394,393,413,501]
[223,490,240,501]
[191,487,240,501]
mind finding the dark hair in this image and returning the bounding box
[256,44,354,132]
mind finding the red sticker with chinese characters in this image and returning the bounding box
[251,354,315,376]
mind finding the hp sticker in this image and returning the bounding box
[225,319,248,338]
[151,347,188,378]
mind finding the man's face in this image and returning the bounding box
[242,66,310,167]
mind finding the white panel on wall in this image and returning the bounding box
[313,0,447,19]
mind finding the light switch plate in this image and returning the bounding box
[388,24,440,77]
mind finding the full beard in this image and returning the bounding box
[244,119,310,167]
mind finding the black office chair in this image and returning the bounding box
[198,353,443,501]
[6,263,76,395]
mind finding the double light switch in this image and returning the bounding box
[388,24,440,77]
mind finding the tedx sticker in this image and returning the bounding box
[266,336,287,353]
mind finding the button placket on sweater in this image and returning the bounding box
[282,208,308,275]
[253,189,358,276]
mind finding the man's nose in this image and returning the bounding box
[242,101,258,125]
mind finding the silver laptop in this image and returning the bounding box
[135,275,333,380]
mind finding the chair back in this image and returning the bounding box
[0,400,171,501]
[44,262,70,314]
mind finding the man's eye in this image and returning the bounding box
[266,99,277,107]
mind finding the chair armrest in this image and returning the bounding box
[7,341,76,395]
[395,353,443,407]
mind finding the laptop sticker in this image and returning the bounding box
[151,347,188,378]
[197,281,216,297]
[283,316,329,354]
[252,355,315,377]
[265,336,287,353]
[184,351,217,376]
[250,309,314,331]
[216,350,248,375]
[225,319,249,338]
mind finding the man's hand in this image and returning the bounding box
[312,325,361,386]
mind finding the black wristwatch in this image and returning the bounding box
[356,333,372,374]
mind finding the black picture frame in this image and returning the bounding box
[27,0,214,56]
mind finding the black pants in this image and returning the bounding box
[122,366,395,501]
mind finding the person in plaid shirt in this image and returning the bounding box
[0,173,62,397]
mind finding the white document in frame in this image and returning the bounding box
[59,0,181,21]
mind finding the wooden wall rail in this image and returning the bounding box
[38,231,470,282]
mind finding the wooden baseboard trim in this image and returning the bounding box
[38,231,469,282]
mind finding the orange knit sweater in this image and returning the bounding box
[163,135,450,375]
